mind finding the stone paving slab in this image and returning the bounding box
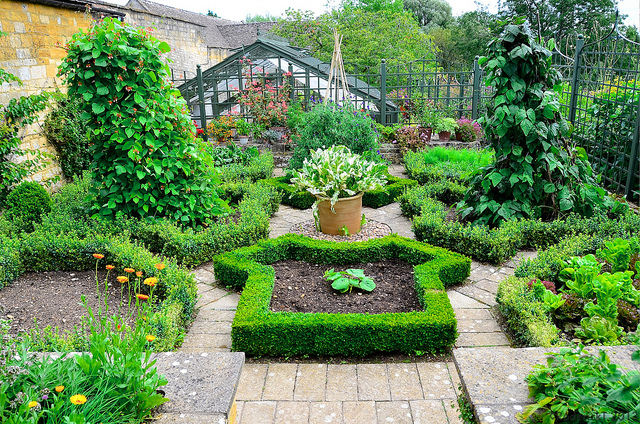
[237,364,268,401]
[454,308,494,320]
[238,401,276,423]
[474,279,500,295]
[447,290,490,309]
[207,293,240,310]
[263,364,298,400]
[326,364,358,402]
[454,286,497,306]
[274,401,310,423]
[456,332,511,347]
[388,363,424,400]
[153,352,244,417]
[457,319,503,333]
[343,401,377,423]
[188,320,232,334]
[357,364,391,401]
[409,400,450,424]
[454,346,640,424]
[195,288,232,308]
[376,401,413,423]
[196,309,236,322]
[294,364,327,401]
[179,333,232,351]
[309,402,342,424]
[416,362,457,400]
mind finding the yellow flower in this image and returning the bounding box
[117,276,128,283]
[70,394,87,405]
[55,385,64,393]
[136,271,142,277]
[144,277,158,286]
[28,401,38,408]
[145,335,156,342]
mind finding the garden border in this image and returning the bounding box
[213,234,470,356]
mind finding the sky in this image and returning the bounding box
[107,0,640,28]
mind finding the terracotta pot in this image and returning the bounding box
[455,132,463,141]
[417,126,432,142]
[438,131,451,142]
[317,193,363,235]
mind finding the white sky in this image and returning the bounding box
[106,0,640,29]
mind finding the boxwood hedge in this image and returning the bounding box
[213,234,470,356]
[262,174,418,210]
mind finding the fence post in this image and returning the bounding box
[471,56,481,120]
[196,64,207,141]
[380,59,387,125]
[568,34,584,124]
[625,101,640,201]
[288,63,295,103]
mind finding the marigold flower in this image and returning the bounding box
[92,253,104,259]
[124,268,135,273]
[116,276,128,283]
[145,335,156,342]
[155,263,166,270]
[28,401,38,408]
[70,394,87,405]
[106,265,115,270]
[136,271,142,277]
[55,385,64,393]
[136,294,149,300]
[144,277,158,286]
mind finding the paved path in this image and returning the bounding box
[180,166,537,423]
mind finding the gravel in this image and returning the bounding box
[289,219,392,242]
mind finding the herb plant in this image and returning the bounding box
[458,19,615,226]
[324,268,376,293]
[59,18,225,228]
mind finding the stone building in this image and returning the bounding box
[0,0,275,184]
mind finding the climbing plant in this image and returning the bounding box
[458,19,614,226]
[58,18,225,227]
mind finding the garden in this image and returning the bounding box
[0,12,639,424]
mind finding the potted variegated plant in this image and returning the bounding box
[291,145,387,235]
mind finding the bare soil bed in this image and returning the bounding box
[270,259,421,314]
[0,270,140,336]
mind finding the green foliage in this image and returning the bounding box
[272,7,435,73]
[214,149,274,182]
[59,18,224,227]
[393,126,431,156]
[459,20,613,226]
[433,117,458,133]
[324,268,376,293]
[404,148,494,185]
[0,235,21,289]
[214,234,470,356]
[575,316,623,344]
[5,182,51,233]
[596,237,640,273]
[291,146,387,208]
[288,103,379,170]
[404,0,452,30]
[43,93,92,179]
[519,344,640,423]
[496,276,560,347]
[398,182,467,217]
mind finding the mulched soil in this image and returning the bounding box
[0,270,140,336]
[270,259,421,314]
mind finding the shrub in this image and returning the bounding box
[59,17,225,228]
[455,118,482,142]
[206,115,235,143]
[216,150,274,183]
[404,148,493,185]
[397,181,468,216]
[393,126,430,155]
[496,276,560,347]
[0,235,21,289]
[5,181,52,233]
[288,102,379,170]
[43,93,92,179]
[213,234,470,356]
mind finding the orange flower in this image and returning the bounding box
[155,263,166,270]
[70,394,87,405]
[144,277,158,286]
[92,253,104,259]
[145,335,156,342]
[124,268,135,273]
[116,276,128,283]
[136,271,142,277]
[55,385,64,393]
[106,265,115,270]
[136,294,149,300]
[28,401,38,408]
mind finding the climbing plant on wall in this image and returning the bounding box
[458,18,614,226]
[58,17,225,227]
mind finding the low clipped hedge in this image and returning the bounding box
[217,151,274,182]
[496,276,560,347]
[9,231,196,351]
[0,235,22,289]
[213,234,470,356]
[262,174,418,210]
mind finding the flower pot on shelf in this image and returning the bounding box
[417,126,432,142]
[438,131,451,142]
[455,132,463,141]
[316,192,363,236]
[238,135,249,145]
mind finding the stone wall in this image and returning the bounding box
[0,1,95,186]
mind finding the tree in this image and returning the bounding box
[498,0,622,45]
[206,10,218,17]
[271,7,436,72]
[341,0,404,13]
[245,13,283,22]
[403,0,452,30]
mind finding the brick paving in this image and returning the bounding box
[180,165,537,423]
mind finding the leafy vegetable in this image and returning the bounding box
[324,268,376,293]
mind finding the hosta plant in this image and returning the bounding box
[324,268,376,293]
[58,17,224,228]
[291,145,387,211]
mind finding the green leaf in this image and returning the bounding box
[92,103,105,114]
[134,93,143,104]
[489,172,503,187]
[125,128,135,138]
[520,119,534,136]
[543,182,556,193]
[158,41,171,53]
[359,277,376,292]
[97,86,109,95]
[331,278,351,293]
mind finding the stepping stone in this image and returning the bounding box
[180,333,232,351]
[456,286,497,306]
[153,352,244,424]
[207,293,240,310]
[195,288,230,308]
[474,279,499,295]
[343,401,377,423]
[454,346,640,424]
[447,291,489,309]
[454,308,494,320]
[457,319,502,333]
[456,332,510,347]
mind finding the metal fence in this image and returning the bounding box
[553,23,640,202]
